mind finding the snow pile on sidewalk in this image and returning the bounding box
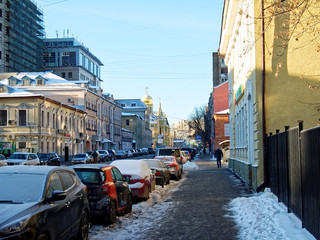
[89,179,185,240]
[183,161,198,171]
[228,188,316,240]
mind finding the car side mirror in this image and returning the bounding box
[47,190,67,202]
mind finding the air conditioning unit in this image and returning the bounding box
[8,120,16,125]
[67,98,74,103]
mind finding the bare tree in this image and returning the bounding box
[188,106,210,147]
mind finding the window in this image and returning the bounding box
[9,80,15,86]
[61,72,66,78]
[47,112,50,127]
[19,110,26,126]
[18,142,26,149]
[112,168,124,182]
[131,103,136,107]
[68,72,72,78]
[59,172,75,190]
[126,119,130,126]
[53,113,55,128]
[0,110,7,126]
[0,86,4,93]
[41,111,44,127]
[47,173,63,197]
[37,79,43,86]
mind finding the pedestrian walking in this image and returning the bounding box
[203,147,206,155]
[92,150,98,163]
[214,147,223,168]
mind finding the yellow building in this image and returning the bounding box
[219,1,320,191]
[0,84,86,155]
[141,89,171,148]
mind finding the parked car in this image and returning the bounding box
[156,147,186,165]
[0,154,7,166]
[116,150,127,159]
[97,150,111,162]
[71,164,132,225]
[181,147,197,159]
[130,149,138,157]
[86,150,101,163]
[111,160,155,200]
[155,155,182,180]
[107,150,117,161]
[142,159,170,187]
[126,150,133,158]
[72,153,93,165]
[7,152,40,165]
[148,147,155,155]
[182,150,191,162]
[37,152,61,166]
[0,166,90,240]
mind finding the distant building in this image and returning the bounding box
[0,0,45,72]
[116,98,152,149]
[141,89,170,148]
[43,38,103,89]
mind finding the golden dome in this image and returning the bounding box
[141,88,153,104]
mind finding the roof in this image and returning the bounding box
[116,99,147,109]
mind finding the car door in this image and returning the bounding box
[111,167,129,208]
[59,171,84,236]
[45,171,71,240]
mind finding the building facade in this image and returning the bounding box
[0,0,44,72]
[116,99,152,149]
[0,72,122,154]
[0,84,86,156]
[43,38,103,88]
[219,1,320,191]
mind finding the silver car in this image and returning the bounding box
[7,152,40,165]
[71,153,93,165]
[0,154,7,166]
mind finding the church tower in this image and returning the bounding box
[141,87,153,114]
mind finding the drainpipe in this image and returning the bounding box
[38,97,46,153]
[56,103,62,154]
[260,0,268,191]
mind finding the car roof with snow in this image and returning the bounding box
[111,160,151,178]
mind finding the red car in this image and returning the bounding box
[111,160,155,200]
[71,164,132,225]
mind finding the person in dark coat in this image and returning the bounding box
[214,147,223,168]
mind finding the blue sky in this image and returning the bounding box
[35,0,224,124]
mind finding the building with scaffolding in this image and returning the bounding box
[0,0,44,72]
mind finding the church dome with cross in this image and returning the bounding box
[141,87,153,114]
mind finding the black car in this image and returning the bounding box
[0,166,90,240]
[37,152,61,166]
[71,164,132,225]
[143,159,170,187]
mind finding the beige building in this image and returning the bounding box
[0,84,86,156]
[0,72,122,154]
[219,0,320,191]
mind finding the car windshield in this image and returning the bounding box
[9,154,27,160]
[158,149,174,156]
[37,153,49,159]
[0,173,46,203]
[75,154,86,158]
[145,160,160,168]
[74,169,103,184]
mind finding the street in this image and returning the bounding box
[89,153,252,240]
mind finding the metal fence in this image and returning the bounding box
[267,123,320,240]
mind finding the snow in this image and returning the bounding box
[89,177,186,240]
[88,161,316,240]
[228,188,316,240]
[111,160,152,178]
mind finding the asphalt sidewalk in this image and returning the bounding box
[140,152,252,240]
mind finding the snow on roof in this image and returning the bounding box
[111,160,152,178]
[116,99,147,109]
[215,109,229,114]
[0,84,42,97]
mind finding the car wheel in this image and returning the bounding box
[105,200,117,225]
[77,211,90,240]
[124,194,132,214]
[36,232,49,240]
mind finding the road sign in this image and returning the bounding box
[195,135,201,140]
